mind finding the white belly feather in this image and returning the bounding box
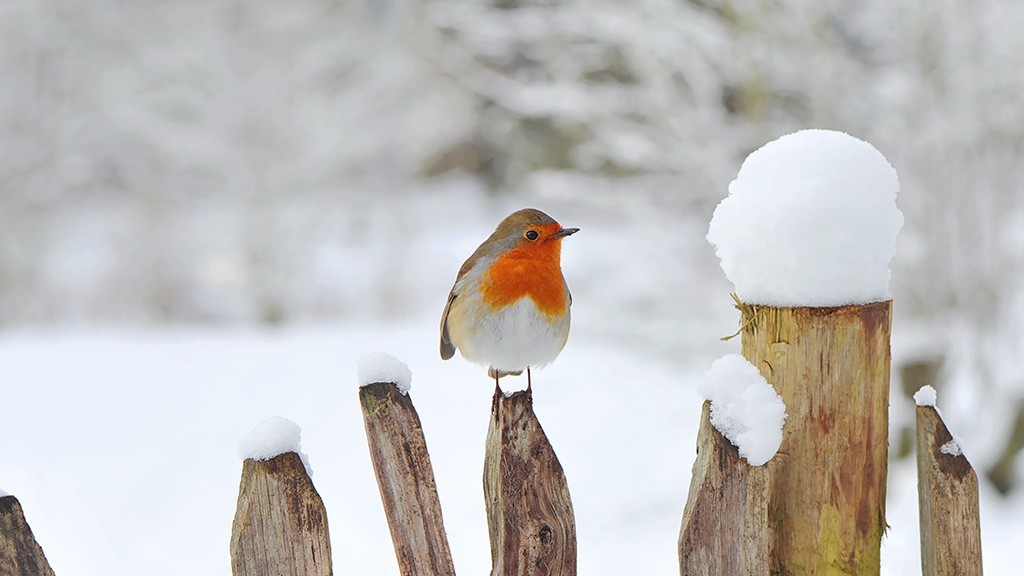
[447,293,570,373]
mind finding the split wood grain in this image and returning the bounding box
[229,451,332,576]
[484,389,576,576]
[678,400,770,576]
[0,495,56,576]
[741,301,892,575]
[916,405,983,576]
[360,381,456,576]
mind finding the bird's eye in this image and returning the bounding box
[525,230,539,241]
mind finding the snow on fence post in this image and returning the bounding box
[914,388,983,576]
[679,354,785,574]
[230,418,332,576]
[357,353,456,576]
[695,130,904,575]
[484,388,577,576]
[0,494,56,576]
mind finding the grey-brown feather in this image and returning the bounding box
[440,292,457,360]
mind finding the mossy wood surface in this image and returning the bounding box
[360,382,456,576]
[484,389,576,576]
[230,451,332,576]
[0,496,55,576]
[916,406,983,576]
[678,401,771,576]
[741,301,892,576]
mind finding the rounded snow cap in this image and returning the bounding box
[357,351,412,394]
[707,129,903,307]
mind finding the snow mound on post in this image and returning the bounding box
[707,129,903,307]
[914,385,938,407]
[914,386,965,456]
[0,487,8,497]
[697,354,788,466]
[237,416,313,475]
[357,351,412,394]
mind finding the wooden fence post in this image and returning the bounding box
[740,301,891,575]
[678,401,771,576]
[916,405,983,576]
[230,452,332,576]
[0,495,56,576]
[359,381,456,576]
[484,389,576,576]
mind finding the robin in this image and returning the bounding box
[440,208,579,392]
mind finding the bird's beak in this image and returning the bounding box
[550,227,580,239]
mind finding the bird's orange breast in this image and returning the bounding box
[479,234,568,318]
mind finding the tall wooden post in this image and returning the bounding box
[360,381,456,576]
[740,301,891,575]
[230,451,333,576]
[484,389,576,576]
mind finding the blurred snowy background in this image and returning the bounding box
[2,0,1024,574]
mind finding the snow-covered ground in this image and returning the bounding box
[0,323,702,575]
[1,322,1021,575]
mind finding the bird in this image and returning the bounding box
[440,208,578,392]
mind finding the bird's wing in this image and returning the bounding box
[440,243,491,361]
[440,290,457,360]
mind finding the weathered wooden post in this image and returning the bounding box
[678,402,771,576]
[358,352,456,576]
[915,401,983,576]
[742,302,891,574]
[485,389,576,576]
[230,420,332,576]
[230,454,332,576]
[0,494,56,576]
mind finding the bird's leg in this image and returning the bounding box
[493,369,501,396]
[527,367,532,394]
